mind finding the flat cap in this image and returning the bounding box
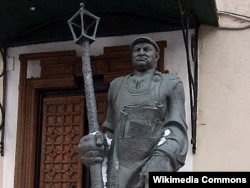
[130,36,159,52]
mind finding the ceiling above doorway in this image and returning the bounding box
[0,0,218,47]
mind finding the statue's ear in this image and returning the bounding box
[155,53,160,61]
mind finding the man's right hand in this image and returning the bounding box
[77,132,107,168]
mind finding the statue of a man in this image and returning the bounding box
[77,36,189,188]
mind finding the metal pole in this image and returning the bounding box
[80,40,104,188]
[81,40,99,132]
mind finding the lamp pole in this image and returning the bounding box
[68,3,104,188]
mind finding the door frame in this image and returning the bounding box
[15,51,79,188]
[15,76,78,188]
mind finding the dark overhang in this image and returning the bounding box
[0,0,218,47]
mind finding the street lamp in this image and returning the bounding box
[68,3,103,188]
[68,3,100,45]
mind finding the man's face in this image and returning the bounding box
[131,42,159,72]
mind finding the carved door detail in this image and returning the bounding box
[39,93,108,188]
[40,96,85,188]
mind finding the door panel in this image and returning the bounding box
[40,96,85,188]
[39,93,108,188]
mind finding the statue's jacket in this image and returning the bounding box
[103,71,188,188]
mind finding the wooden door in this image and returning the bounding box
[39,96,85,188]
[39,93,108,188]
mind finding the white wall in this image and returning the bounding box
[3,31,193,188]
[216,0,250,29]
[194,0,250,171]
[195,25,250,171]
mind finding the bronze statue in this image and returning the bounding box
[77,36,189,188]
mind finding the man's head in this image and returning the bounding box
[130,36,160,73]
[130,36,160,53]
